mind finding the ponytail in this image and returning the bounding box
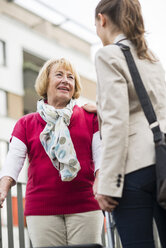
[95,0,156,62]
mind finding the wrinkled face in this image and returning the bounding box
[47,64,75,106]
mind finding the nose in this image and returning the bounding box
[61,75,69,84]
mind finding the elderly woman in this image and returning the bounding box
[0,58,103,247]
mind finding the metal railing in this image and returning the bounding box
[0,182,32,248]
[0,182,161,248]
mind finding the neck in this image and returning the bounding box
[103,30,122,46]
[47,98,69,109]
[101,19,122,45]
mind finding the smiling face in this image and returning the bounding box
[47,63,75,108]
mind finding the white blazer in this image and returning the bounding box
[95,34,166,197]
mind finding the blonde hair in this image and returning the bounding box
[35,58,82,99]
[95,0,156,62]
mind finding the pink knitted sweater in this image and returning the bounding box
[12,105,100,215]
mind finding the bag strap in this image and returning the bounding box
[116,42,163,143]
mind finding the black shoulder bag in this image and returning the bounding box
[116,42,166,210]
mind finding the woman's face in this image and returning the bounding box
[47,64,75,107]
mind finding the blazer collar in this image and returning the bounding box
[113,34,127,44]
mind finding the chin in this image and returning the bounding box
[61,95,71,102]
[57,92,73,104]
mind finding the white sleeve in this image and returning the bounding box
[0,136,27,182]
[92,131,101,173]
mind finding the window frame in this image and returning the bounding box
[0,40,6,66]
[0,89,7,116]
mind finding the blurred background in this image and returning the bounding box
[0,0,165,247]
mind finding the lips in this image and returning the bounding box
[57,87,69,91]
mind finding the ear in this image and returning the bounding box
[98,13,106,27]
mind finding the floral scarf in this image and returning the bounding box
[37,99,80,181]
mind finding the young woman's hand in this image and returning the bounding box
[96,194,119,212]
[82,103,97,113]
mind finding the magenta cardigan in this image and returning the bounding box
[12,105,100,215]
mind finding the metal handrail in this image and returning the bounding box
[17,183,25,248]
[0,209,2,248]
[0,182,32,248]
[6,190,14,248]
[0,182,161,248]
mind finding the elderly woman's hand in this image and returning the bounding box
[96,194,119,212]
[82,103,97,113]
[0,176,14,208]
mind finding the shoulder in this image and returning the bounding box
[73,105,98,133]
[15,112,39,126]
[12,113,38,144]
[95,44,123,62]
[73,105,97,120]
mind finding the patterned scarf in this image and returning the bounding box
[37,99,80,181]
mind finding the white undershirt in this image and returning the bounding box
[0,131,101,182]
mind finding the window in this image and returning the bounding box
[23,51,45,114]
[0,40,6,66]
[0,90,7,116]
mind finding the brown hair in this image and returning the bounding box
[95,0,156,62]
[35,58,82,99]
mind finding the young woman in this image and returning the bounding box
[94,0,166,247]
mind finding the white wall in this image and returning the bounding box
[0,117,16,142]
